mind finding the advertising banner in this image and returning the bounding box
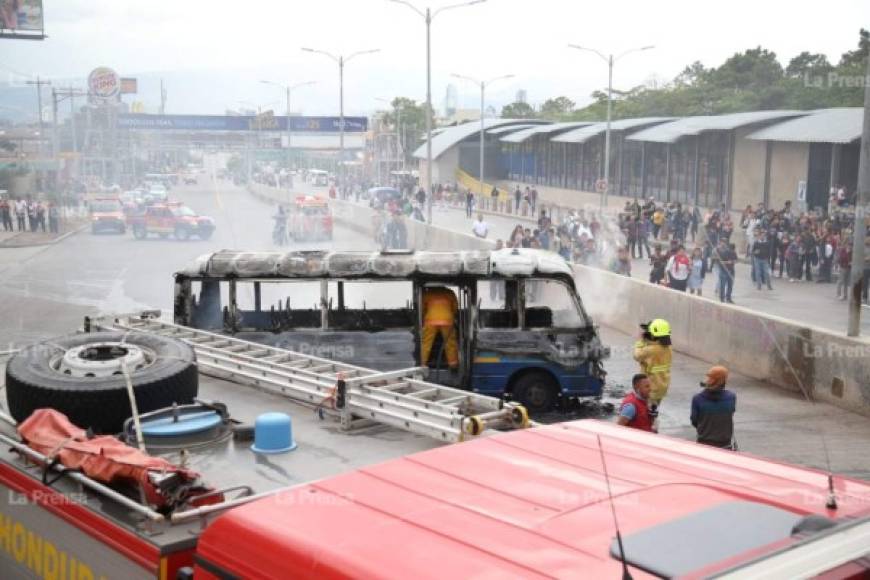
[0,0,44,38]
[88,67,121,103]
[120,78,138,94]
[117,114,369,133]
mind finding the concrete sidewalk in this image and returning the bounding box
[430,201,870,336]
[0,219,88,248]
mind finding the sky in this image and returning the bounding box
[0,0,867,120]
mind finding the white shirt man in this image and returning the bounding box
[472,215,489,238]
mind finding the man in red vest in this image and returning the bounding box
[617,374,656,432]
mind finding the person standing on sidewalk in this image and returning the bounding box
[690,366,737,450]
[48,202,59,234]
[529,187,537,214]
[465,189,474,218]
[713,240,737,303]
[751,230,773,291]
[836,238,852,300]
[14,198,26,231]
[514,186,521,212]
[0,198,11,232]
[649,245,667,285]
[817,234,835,283]
[665,245,691,292]
[687,247,706,296]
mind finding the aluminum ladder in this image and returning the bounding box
[92,314,529,443]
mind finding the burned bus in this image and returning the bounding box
[174,249,609,412]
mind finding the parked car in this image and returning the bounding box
[183,175,198,185]
[128,202,215,241]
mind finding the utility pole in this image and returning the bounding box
[25,76,51,191]
[452,74,514,202]
[159,79,167,115]
[387,0,487,224]
[847,55,870,337]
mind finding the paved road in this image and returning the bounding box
[1,175,869,480]
[0,174,377,347]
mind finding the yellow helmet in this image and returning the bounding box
[648,318,671,338]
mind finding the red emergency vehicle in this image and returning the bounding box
[2,322,870,578]
[88,197,126,234]
[288,195,333,241]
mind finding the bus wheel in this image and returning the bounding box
[512,371,558,414]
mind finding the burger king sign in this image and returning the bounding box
[88,67,120,103]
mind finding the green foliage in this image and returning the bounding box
[539,96,575,119]
[564,29,868,120]
[381,97,432,161]
[501,101,536,119]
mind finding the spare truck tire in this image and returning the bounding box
[6,331,198,434]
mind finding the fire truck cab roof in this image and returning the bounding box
[195,420,870,579]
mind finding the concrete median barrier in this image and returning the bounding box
[573,264,870,417]
[250,182,869,415]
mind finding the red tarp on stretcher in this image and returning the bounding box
[17,408,203,508]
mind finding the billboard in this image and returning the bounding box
[117,114,369,133]
[88,67,121,103]
[0,0,44,38]
[120,78,138,94]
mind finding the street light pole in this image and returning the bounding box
[261,80,316,189]
[569,44,653,208]
[452,74,514,204]
[388,0,487,224]
[339,56,345,187]
[302,48,379,193]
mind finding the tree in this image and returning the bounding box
[539,96,575,119]
[381,97,432,165]
[501,101,536,119]
[838,28,869,67]
[785,52,833,78]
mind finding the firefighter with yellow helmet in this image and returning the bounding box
[633,318,673,415]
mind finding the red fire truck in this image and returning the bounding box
[287,195,333,241]
[1,315,870,579]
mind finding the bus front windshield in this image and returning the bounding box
[524,279,589,328]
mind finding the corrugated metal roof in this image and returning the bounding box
[746,108,863,144]
[627,110,809,144]
[500,121,594,143]
[412,119,536,160]
[486,123,543,135]
[551,117,677,144]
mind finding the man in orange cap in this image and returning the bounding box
[690,366,736,449]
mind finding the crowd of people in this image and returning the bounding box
[0,197,62,234]
[480,191,870,306]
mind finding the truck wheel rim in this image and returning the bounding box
[51,342,156,378]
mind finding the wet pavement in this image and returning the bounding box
[1,173,870,481]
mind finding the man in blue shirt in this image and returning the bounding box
[690,366,737,449]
